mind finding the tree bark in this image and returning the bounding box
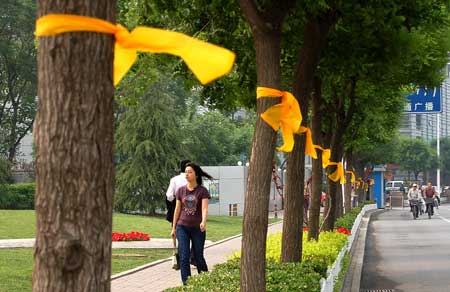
[281,9,337,263]
[344,151,353,213]
[33,1,115,292]
[238,1,289,290]
[308,77,323,241]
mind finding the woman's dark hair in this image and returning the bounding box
[180,159,191,173]
[185,162,213,185]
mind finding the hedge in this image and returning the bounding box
[0,183,35,209]
[166,259,322,292]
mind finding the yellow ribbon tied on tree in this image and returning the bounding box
[314,145,331,168]
[35,14,236,86]
[328,162,346,184]
[256,87,303,152]
[297,126,317,159]
[346,170,356,184]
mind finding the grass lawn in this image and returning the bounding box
[0,248,173,292]
[0,210,280,292]
[0,210,280,241]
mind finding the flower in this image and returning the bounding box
[335,227,351,236]
[112,231,150,241]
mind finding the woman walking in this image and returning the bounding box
[171,162,212,285]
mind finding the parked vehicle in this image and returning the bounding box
[385,180,406,193]
[385,180,406,202]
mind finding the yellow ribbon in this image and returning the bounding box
[256,87,302,152]
[35,14,236,86]
[314,145,331,168]
[328,162,346,184]
[297,126,317,159]
[346,170,356,184]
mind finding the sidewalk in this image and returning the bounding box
[0,238,212,249]
[111,222,284,292]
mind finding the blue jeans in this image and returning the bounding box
[176,224,208,285]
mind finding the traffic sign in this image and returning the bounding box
[404,87,441,113]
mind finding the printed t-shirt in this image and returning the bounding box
[176,185,210,227]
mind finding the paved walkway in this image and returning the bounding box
[0,238,212,249]
[111,222,283,292]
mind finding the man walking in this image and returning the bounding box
[166,159,191,223]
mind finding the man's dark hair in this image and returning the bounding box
[180,160,191,173]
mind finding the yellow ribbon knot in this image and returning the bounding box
[314,145,331,168]
[327,162,346,184]
[346,170,356,184]
[35,14,236,86]
[297,127,317,159]
[256,87,302,152]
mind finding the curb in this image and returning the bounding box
[341,208,383,292]
[111,220,283,280]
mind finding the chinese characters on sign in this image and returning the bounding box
[404,87,441,113]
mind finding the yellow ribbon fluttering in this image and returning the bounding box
[328,162,346,184]
[346,170,356,184]
[297,126,317,159]
[35,14,236,86]
[256,87,302,152]
[314,145,331,168]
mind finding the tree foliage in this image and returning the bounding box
[115,77,187,214]
[0,0,37,162]
[396,138,437,181]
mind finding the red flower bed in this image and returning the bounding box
[112,231,150,241]
[302,226,351,236]
[335,227,351,235]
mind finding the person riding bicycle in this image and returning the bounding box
[423,182,436,216]
[408,184,422,215]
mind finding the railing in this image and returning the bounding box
[320,204,377,292]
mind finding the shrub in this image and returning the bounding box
[334,205,363,230]
[165,259,322,292]
[0,183,35,209]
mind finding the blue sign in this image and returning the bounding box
[404,87,441,113]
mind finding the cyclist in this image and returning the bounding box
[423,182,436,216]
[408,184,422,217]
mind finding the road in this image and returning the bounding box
[360,203,450,292]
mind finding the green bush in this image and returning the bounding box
[165,203,368,292]
[165,259,322,292]
[0,183,35,209]
[334,205,363,230]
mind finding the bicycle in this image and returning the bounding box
[410,199,420,220]
[425,198,434,219]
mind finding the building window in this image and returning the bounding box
[416,114,422,129]
[228,203,238,216]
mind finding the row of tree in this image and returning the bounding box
[116,0,450,290]
[28,1,450,292]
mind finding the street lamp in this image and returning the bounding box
[237,161,242,166]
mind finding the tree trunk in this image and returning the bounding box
[344,172,352,213]
[281,136,305,262]
[239,25,281,292]
[281,9,337,263]
[335,184,343,218]
[308,77,323,241]
[323,146,344,231]
[33,2,115,292]
[354,159,365,204]
[323,176,336,231]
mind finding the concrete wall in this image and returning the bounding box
[202,165,286,216]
